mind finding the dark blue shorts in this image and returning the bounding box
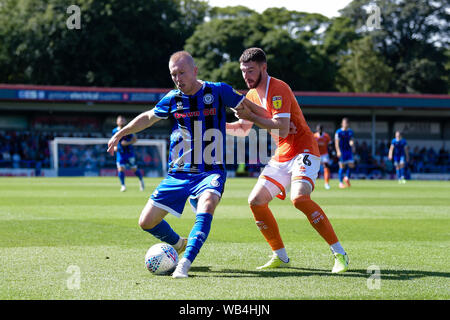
[116,154,137,169]
[339,151,354,164]
[393,155,406,166]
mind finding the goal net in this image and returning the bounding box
[50,137,167,177]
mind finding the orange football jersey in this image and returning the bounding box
[246,77,320,162]
[314,132,331,156]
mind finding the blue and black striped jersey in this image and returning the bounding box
[154,81,245,174]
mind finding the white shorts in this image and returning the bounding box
[320,154,330,164]
[257,153,320,200]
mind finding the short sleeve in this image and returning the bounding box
[220,83,245,108]
[269,85,292,119]
[153,91,174,119]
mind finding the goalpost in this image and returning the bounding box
[50,137,167,176]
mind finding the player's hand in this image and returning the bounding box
[288,121,297,135]
[107,135,121,156]
[233,103,253,121]
[336,151,341,158]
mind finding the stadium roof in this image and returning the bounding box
[0,84,449,110]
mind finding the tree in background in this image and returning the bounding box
[336,36,393,92]
[0,0,447,93]
[0,0,208,87]
[339,0,449,93]
[185,7,337,90]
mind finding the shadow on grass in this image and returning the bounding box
[190,266,450,280]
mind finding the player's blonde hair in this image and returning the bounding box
[169,51,196,68]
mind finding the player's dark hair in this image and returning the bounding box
[239,48,267,64]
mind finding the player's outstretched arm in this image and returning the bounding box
[107,109,159,155]
[226,119,253,137]
[234,98,289,138]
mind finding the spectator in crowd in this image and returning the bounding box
[0,129,449,177]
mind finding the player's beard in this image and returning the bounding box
[246,71,262,89]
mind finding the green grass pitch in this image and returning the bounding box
[0,177,449,300]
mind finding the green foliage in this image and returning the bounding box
[337,36,393,92]
[0,0,206,87]
[339,0,449,93]
[0,0,447,93]
[186,7,336,90]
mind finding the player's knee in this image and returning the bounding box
[291,194,311,210]
[197,192,220,214]
[138,213,158,230]
[248,194,269,207]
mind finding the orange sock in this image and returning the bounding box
[324,167,330,184]
[292,195,338,245]
[250,203,285,251]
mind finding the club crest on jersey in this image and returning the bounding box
[203,93,214,105]
[272,96,282,110]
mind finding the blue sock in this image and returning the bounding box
[118,171,125,185]
[338,168,344,182]
[396,168,401,179]
[399,167,404,178]
[135,169,143,181]
[346,167,352,179]
[184,213,213,263]
[144,220,180,246]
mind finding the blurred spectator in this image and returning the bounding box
[0,129,449,176]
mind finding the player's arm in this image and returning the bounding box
[226,119,254,137]
[349,138,356,153]
[388,144,394,161]
[335,136,341,158]
[108,109,160,155]
[234,98,290,138]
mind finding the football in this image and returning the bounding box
[145,243,178,275]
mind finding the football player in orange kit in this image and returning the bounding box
[227,48,349,273]
[314,124,332,190]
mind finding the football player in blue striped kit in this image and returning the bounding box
[108,51,246,278]
[335,118,356,188]
[388,131,409,184]
[112,115,145,192]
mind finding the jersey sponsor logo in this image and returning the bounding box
[174,108,217,119]
[203,93,214,105]
[272,96,282,110]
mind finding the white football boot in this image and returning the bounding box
[172,258,191,279]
